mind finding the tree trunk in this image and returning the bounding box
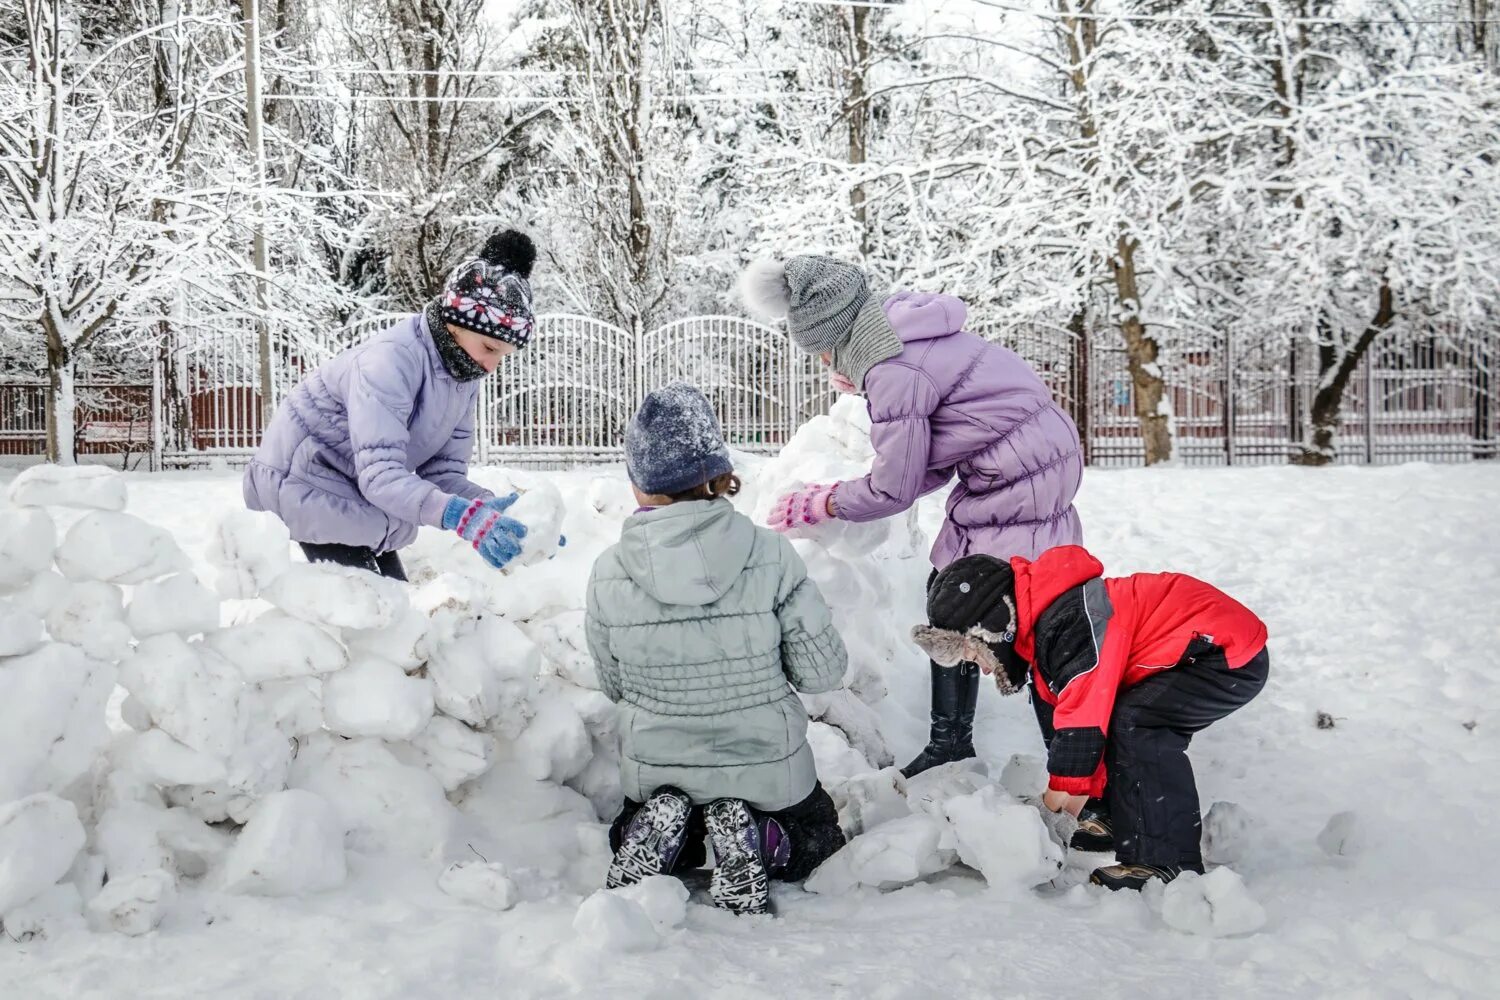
[1110,233,1172,463]
[846,6,872,257]
[1292,282,1396,466]
[45,332,76,465]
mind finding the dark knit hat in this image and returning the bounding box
[913,555,1030,694]
[438,230,537,347]
[625,383,734,496]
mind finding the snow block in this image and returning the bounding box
[8,464,126,511]
[224,790,347,896]
[999,754,1049,800]
[391,715,494,791]
[9,570,69,619]
[831,768,909,838]
[0,883,84,942]
[515,698,592,784]
[46,580,133,662]
[55,512,190,585]
[206,510,291,600]
[127,573,220,638]
[86,868,175,936]
[804,814,957,894]
[941,785,1064,890]
[0,600,45,657]
[290,737,455,858]
[264,562,408,631]
[427,615,539,731]
[118,729,229,787]
[255,678,325,739]
[0,643,114,802]
[1317,811,1362,858]
[0,509,56,592]
[346,606,430,671]
[505,480,567,567]
[322,659,434,741]
[0,794,87,915]
[573,890,661,952]
[1160,867,1267,937]
[117,635,242,760]
[438,861,519,911]
[206,612,348,682]
[613,875,689,932]
[1202,801,1257,865]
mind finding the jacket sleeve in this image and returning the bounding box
[416,403,491,502]
[584,567,623,702]
[774,536,847,694]
[1034,579,1129,797]
[832,364,944,523]
[346,343,452,529]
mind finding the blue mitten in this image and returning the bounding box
[442,493,528,570]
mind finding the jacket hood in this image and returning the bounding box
[1011,545,1106,660]
[616,500,757,606]
[884,291,968,343]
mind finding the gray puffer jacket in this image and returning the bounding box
[585,499,847,811]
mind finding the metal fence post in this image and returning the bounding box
[1364,348,1377,464]
[1223,327,1235,466]
[150,347,164,472]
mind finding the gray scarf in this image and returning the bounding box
[424,300,488,382]
[832,297,904,391]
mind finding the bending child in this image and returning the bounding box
[585,384,848,915]
[910,545,1269,891]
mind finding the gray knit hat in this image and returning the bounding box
[625,383,734,496]
[739,255,868,353]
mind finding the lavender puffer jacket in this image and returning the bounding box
[834,292,1084,568]
[243,312,490,552]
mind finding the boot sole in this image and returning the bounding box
[606,793,692,889]
[1069,831,1115,853]
[705,801,771,915]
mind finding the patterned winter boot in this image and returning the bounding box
[606,787,694,889]
[1089,861,1204,892]
[704,798,771,915]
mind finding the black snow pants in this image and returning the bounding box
[609,782,846,883]
[1034,638,1270,867]
[298,542,408,582]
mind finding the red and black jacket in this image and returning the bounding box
[1011,546,1269,797]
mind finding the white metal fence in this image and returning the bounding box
[2,314,1494,468]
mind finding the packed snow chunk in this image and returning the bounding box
[119,729,229,787]
[322,659,434,741]
[0,600,45,657]
[55,511,191,584]
[224,790,347,897]
[120,695,153,732]
[438,861,519,912]
[573,890,661,953]
[0,794,87,914]
[346,606,430,671]
[391,715,494,791]
[0,882,84,942]
[614,875,689,932]
[0,643,114,801]
[805,814,957,894]
[127,573,220,638]
[221,693,297,823]
[264,562,408,631]
[9,569,69,619]
[1160,867,1267,938]
[46,580,133,662]
[86,868,175,936]
[942,785,1064,890]
[255,678,325,739]
[904,761,994,822]
[806,721,879,785]
[0,509,56,591]
[831,768,910,838]
[207,510,291,599]
[1317,811,1363,858]
[290,736,455,858]
[515,698,592,784]
[1000,754,1049,800]
[8,464,126,511]
[206,611,347,682]
[505,480,567,567]
[117,635,242,760]
[427,615,540,731]
[1202,801,1257,865]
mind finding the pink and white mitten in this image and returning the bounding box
[766,483,839,533]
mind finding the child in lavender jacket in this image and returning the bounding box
[741,256,1084,777]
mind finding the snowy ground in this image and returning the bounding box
[3,440,1499,999]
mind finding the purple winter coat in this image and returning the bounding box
[834,292,1084,569]
[243,312,490,552]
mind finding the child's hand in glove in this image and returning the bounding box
[766,483,838,533]
[442,493,529,570]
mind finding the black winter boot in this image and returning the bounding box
[1070,802,1115,852]
[900,662,980,778]
[704,798,771,915]
[1089,861,1204,892]
[606,787,693,888]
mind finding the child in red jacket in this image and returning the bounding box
[910,545,1270,891]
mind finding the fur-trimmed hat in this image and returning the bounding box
[912,555,1030,694]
